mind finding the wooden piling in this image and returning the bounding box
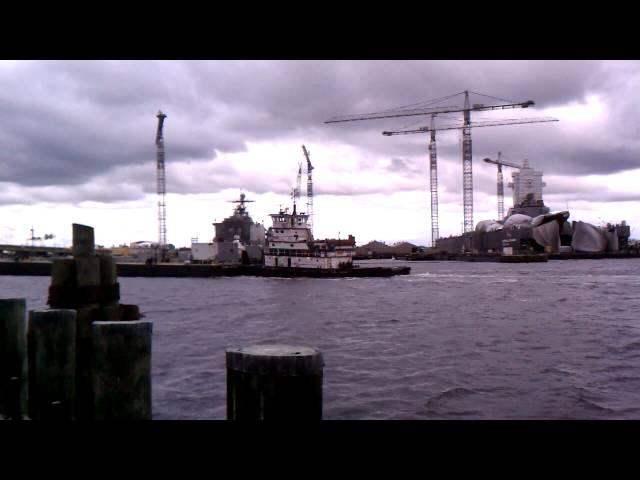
[74,305,100,420]
[98,255,121,319]
[91,321,153,420]
[0,298,28,419]
[72,223,95,257]
[27,309,77,420]
[47,223,144,419]
[51,258,76,287]
[98,255,117,289]
[75,257,101,289]
[226,344,324,420]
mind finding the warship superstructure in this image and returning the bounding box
[191,193,265,264]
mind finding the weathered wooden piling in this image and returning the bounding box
[72,223,95,257]
[226,344,324,420]
[47,223,143,419]
[0,298,28,419]
[91,321,153,420]
[75,305,99,420]
[27,309,77,420]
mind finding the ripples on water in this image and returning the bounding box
[2,259,640,420]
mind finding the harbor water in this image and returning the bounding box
[2,258,640,420]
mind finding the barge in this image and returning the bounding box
[0,261,410,278]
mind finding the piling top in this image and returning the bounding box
[28,309,77,327]
[0,298,26,308]
[226,344,324,376]
[72,223,95,257]
[92,320,153,337]
[29,309,77,319]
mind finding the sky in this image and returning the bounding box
[0,60,639,248]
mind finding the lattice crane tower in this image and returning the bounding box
[302,145,314,233]
[155,110,167,261]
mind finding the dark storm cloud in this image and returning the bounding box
[0,60,635,205]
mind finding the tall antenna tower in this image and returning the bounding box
[155,110,167,261]
[302,145,314,233]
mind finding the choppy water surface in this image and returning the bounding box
[3,259,640,420]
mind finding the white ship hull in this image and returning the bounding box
[264,252,352,269]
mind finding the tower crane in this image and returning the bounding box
[302,145,314,233]
[291,162,303,214]
[325,91,557,234]
[483,154,523,221]
[155,110,168,262]
[382,116,558,245]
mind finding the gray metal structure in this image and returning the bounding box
[383,112,557,245]
[483,153,523,221]
[462,92,473,233]
[428,115,438,246]
[326,91,554,236]
[302,145,314,234]
[155,111,167,261]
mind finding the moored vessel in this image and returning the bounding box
[261,160,410,278]
[265,205,356,270]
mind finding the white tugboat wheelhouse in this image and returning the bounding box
[265,203,355,270]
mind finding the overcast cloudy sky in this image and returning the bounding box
[0,60,638,248]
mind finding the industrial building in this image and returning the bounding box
[354,241,421,259]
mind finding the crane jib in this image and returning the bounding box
[325,101,536,124]
[381,118,558,136]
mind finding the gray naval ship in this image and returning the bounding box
[191,193,265,264]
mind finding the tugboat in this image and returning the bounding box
[265,204,356,270]
[257,165,410,278]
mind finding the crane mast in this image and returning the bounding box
[428,115,438,247]
[155,110,167,262]
[462,91,473,232]
[292,162,303,215]
[497,154,504,221]
[483,154,523,221]
[302,145,314,233]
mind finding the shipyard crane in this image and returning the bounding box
[483,154,523,221]
[302,145,314,233]
[292,162,303,214]
[155,110,168,262]
[325,90,556,234]
[28,227,41,247]
[383,116,558,245]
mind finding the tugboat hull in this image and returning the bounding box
[250,265,411,278]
